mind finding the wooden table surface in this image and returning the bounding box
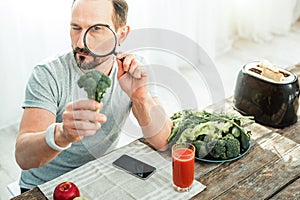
[11,64,300,200]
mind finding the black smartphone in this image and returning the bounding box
[112,154,156,180]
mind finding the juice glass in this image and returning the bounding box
[172,143,195,192]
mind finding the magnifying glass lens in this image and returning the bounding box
[84,24,117,57]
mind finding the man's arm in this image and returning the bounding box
[132,96,172,151]
[15,99,106,170]
[15,108,63,170]
[116,54,172,151]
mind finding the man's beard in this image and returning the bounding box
[73,47,112,70]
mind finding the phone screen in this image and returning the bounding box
[112,154,156,180]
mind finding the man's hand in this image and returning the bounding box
[61,99,107,144]
[116,54,148,100]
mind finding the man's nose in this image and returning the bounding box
[76,31,85,49]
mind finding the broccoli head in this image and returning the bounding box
[209,139,226,159]
[209,134,241,159]
[225,136,241,158]
[77,70,111,103]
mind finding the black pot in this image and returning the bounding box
[233,61,299,128]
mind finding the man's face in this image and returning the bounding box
[70,0,115,71]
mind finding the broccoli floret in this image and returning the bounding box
[77,70,111,103]
[225,137,240,158]
[209,139,226,159]
[209,135,241,159]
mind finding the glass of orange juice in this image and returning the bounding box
[172,143,195,192]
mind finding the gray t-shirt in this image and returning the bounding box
[19,51,143,189]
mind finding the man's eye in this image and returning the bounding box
[92,26,102,31]
[71,26,81,31]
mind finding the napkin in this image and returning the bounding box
[39,140,206,199]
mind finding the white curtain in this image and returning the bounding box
[0,0,299,128]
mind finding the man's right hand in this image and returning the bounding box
[61,99,107,144]
[15,99,106,170]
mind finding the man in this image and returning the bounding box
[15,0,172,192]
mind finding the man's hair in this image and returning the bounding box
[111,0,128,30]
[72,0,128,30]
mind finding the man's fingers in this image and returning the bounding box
[63,110,107,123]
[117,58,125,79]
[66,99,103,111]
[62,128,96,142]
[118,54,143,79]
[128,59,142,79]
[118,54,137,72]
[64,120,101,130]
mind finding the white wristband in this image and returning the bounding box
[45,123,71,151]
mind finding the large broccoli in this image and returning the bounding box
[77,70,111,104]
[168,109,253,160]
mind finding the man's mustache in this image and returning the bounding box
[74,47,91,55]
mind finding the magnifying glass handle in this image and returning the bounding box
[118,57,125,63]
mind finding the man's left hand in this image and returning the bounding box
[116,53,148,100]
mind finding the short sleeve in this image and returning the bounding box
[22,65,59,115]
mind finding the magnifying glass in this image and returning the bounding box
[83,23,121,59]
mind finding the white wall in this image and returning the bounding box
[1,0,299,129]
[0,0,72,128]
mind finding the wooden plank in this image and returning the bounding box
[246,122,273,140]
[205,145,300,199]
[192,132,298,199]
[283,64,300,144]
[270,177,300,199]
[194,162,223,180]
[276,120,300,144]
